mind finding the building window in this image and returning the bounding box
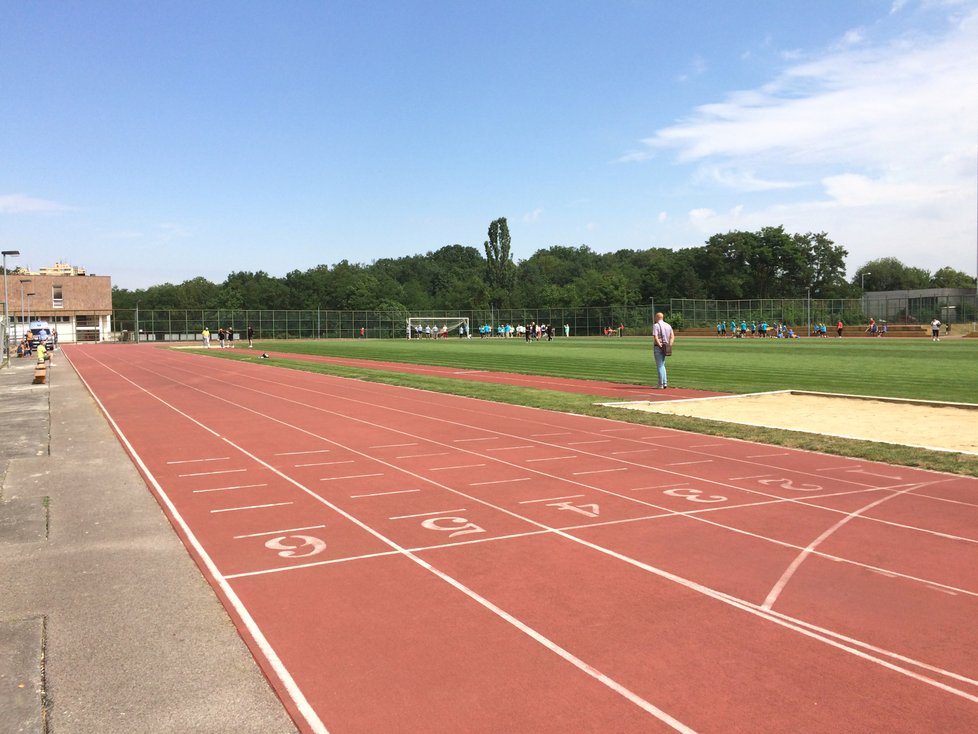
[53,285,63,308]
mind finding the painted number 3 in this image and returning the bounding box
[264,535,327,558]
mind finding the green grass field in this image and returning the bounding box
[199,335,978,476]
[248,335,978,404]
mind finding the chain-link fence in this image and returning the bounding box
[112,305,662,342]
[670,292,977,330]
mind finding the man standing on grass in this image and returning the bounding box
[652,312,675,389]
[931,317,941,341]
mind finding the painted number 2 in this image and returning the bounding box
[663,488,727,503]
[758,478,822,492]
[264,535,327,558]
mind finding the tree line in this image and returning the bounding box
[112,218,975,311]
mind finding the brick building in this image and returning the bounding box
[6,272,112,342]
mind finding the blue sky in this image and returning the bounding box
[2,0,976,289]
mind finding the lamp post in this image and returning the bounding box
[861,272,871,290]
[2,249,20,367]
[26,293,35,338]
[807,287,812,337]
[19,278,31,340]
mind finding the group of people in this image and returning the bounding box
[201,326,255,348]
[476,323,571,340]
[412,324,459,339]
[15,328,57,359]
[715,320,803,339]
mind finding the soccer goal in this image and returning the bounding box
[406,316,470,339]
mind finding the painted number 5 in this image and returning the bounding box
[264,535,327,558]
[420,517,486,539]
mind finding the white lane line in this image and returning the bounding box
[520,495,586,504]
[350,489,421,498]
[747,453,789,459]
[689,443,727,448]
[295,460,354,467]
[846,469,903,481]
[530,432,572,437]
[369,442,417,448]
[234,525,327,539]
[926,586,958,596]
[319,473,384,481]
[599,427,639,432]
[572,468,628,476]
[566,439,612,446]
[389,509,467,520]
[167,457,230,465]
[470,477,532,486]
[761,484,925,610]
[274,449,330,456]
[665,460,714,466]
[430,464,486,471]
[610,449,652,455]
[395,452,451,459]
[193,483,268,494]
[178,468,247,477]
[452,437,500,442]
[526,456,577,463]
[486,445,535,451]
[629,483,689,491]
[729,474,771,481]
[211,502,294,514]
[816,466,854,472]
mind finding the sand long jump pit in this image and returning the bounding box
[600,391,978,456]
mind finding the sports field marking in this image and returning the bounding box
[389,509,467,520]
[530,432,572,437]
[599,427,639,433]
[747,452,790,459]
[234,525,327,539]
[566,439,612,445]
[525,455,577,462]
[689,443,727,448]
[927,585,958,596]
[469,477,532,486]
[274,449,330,456]
[520,495,586,504]
[319,473,385,481]
[429,463,487,471]
[108,353,978,704]
[452,436,499,442]
[629,483,689,491]
[761,483,932,610]
[846,468,904,481]
[395,452,451,459]
[912,492,978,509]
[178,468,247,477]
[485,444,535,451]
[665,460,714,466]
[350,489,421,498]
[210,501,294,513]
[610,449,654,455]
[728,474,772,481]
[166,457,230,464]
[369,442,417,448]
[193,483,269,493]
[295,460,354,467]
[572,468,628,476]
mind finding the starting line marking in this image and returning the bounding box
[178,468,247,477]
[193,483,268,494]
[520,494,586,504]
[234,525,327,539]
[167,457,230,465]
[350,489,421,498]
[320,473,385,481]
[211,501,294,514]
[389,508,467,520]
[470,477,531,486]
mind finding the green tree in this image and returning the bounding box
[930,267,976,289]
[854,258,930,291]
[483,217,516,308]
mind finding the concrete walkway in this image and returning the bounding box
[0,353,298,733]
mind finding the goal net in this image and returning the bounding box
[406,316,470,339]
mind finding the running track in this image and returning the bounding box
[64,344,978,733]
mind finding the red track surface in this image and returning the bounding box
[64,344,978,733]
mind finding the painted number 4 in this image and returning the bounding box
[264,535,327,558]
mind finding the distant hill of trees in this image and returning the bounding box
[112,219,976,311]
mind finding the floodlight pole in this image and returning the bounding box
[26,293,35,327]
[861,272,871,290]
[19,279,31,340]
[2,249,20,367]
[807,287,811,337]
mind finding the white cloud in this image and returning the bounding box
[0,193,72,214]
[632,5,978,273]
[657,211,668,223]
[522,208,544,223]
